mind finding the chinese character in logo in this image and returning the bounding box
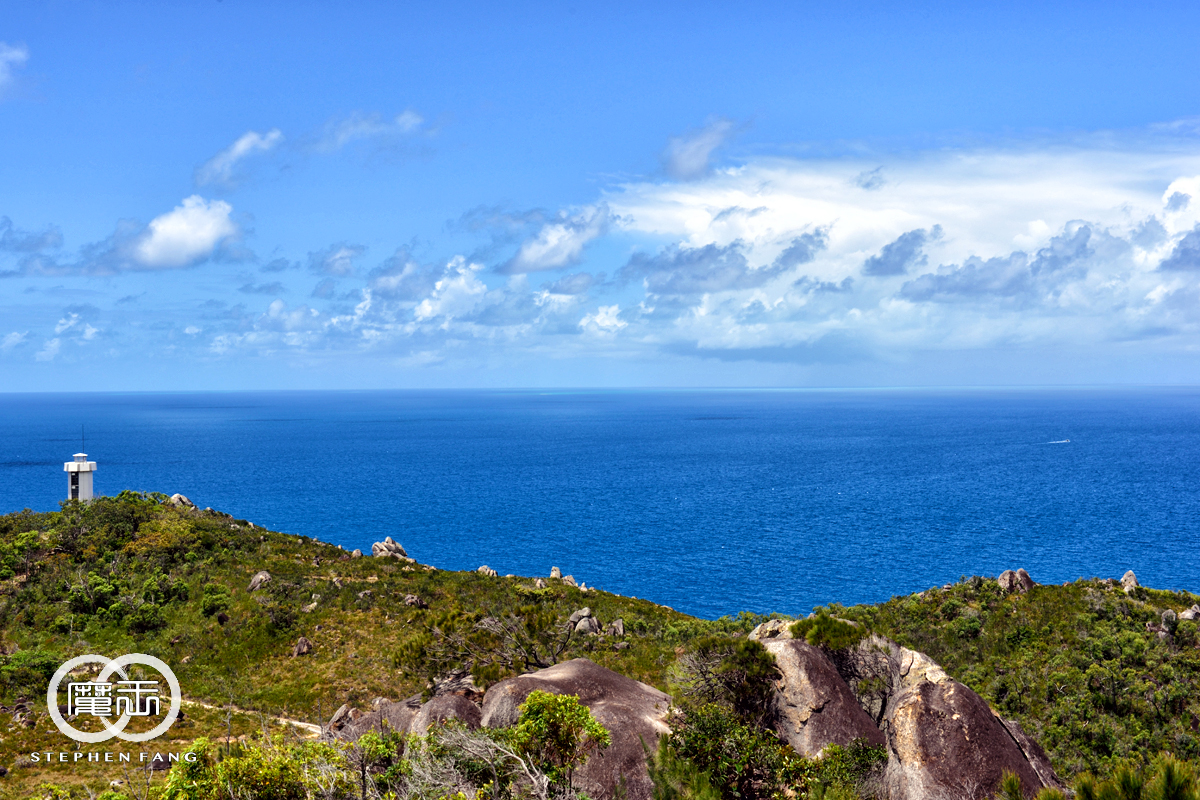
[67,681,114,716]
[48,654,181,744]
[116,680,161,716]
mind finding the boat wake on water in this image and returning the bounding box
[1047,439,1071,444]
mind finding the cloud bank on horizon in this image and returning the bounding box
[2,7,1200,390]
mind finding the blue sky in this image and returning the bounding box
[3,1,1200,390]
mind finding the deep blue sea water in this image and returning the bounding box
[1,389,1197,619]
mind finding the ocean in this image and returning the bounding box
[0,388,1197,619]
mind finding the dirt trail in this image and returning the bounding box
[182,699,322,737]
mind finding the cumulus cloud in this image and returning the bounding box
[622,242,786,296]
[414,257,487,321]
[0,42,28,95]
[579,305,627,335]
[134,196,238,269]
[1,331,26,351]
[773,230,829,269]
[308,243,365,276]
[316,110,423,151]
[0,217,63,253]
[1159,224,1200,271]
[543,272,595,295]
[367,251,440,300]
[34,338,60,361]
[854,167,886,191]
[239,281,285,295]
[862,226,942,276]
[501,205,610,274]
[195,129,283,187]
[662,118,735,180]
[900,225,1094,303]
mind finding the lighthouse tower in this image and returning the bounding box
[64,453,97,501]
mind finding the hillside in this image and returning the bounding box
[0,493,1197,799]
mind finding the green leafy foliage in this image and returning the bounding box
[511,690,611,786]
[672,636,780,728]
[837,577,1200,781]
[789,611,868,652]
[666,703,802,800]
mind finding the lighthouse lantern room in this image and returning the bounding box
[64,453,97,501]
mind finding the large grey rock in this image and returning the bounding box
[748,619,794,642]
[481,658,671,800]
[292,637,313,657]
[550,567,562,579]
[1121,570,1139,594]
[477,565,498,577]
[837,636,1064,800]
[248,571,272,592]
[168,493,195,508]
[411,694,482,734]
[575,616,602,636]
[569,607,593,625]
[327,703,354,732]
[372,537,408,559]
[1015,568,1035,591]
[1180,605,1200,621]
[997,570,1033,593]
[765,639,885,757]
[342,695,422,740]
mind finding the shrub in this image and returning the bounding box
[672,636,780,727]
[790,610,869,652]
[667,703,801,800]
[200,584,231,617]
[511,690,611,787]
[127,602,166,633]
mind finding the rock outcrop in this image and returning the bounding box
[292,637,313,657]
[411,694,483,734]
[748,619,794,642]
[746,622,1065,800]
[998,569,1035,593]
[1121,570,1139,594]
[248,570,271,592]
[481,658,671,800]
[168,493,195,508]
[764,639,885,757]
[1180,604,1200,621]
[372,537,408,559]
[342,695,422,739]
[844,635,1064,800]
[477,565,498,577]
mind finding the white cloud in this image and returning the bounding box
[317,110,424,151]
[196,129,283,186]
[54,313,79,334]
[310,244,365,276]
[580,304,627,335]
[414,257,487,321]
[35,337,60,361]
[663,118,736,181]
[503,205,609,274]
[134,196,237,269]
[1,331,26,351]
[0,42,29,95]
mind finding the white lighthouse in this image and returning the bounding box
[64,453,97,501]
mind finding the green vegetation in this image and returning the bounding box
[0,494,1198,799]
[830,576,1200,779]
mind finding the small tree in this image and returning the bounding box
[510,691,611,789]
